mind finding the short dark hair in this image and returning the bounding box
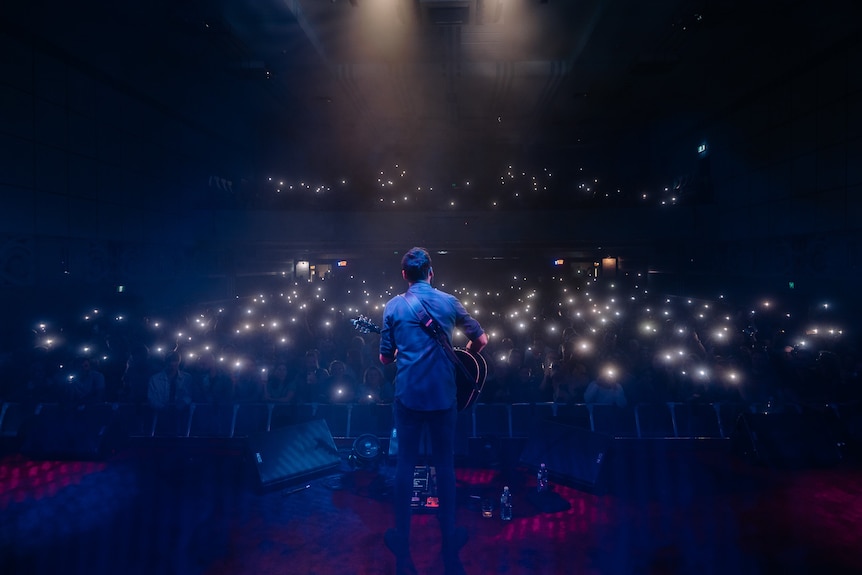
[401,247,432,282]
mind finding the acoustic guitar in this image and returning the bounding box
[351,315,487,411]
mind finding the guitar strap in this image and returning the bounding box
[400,291,479,391]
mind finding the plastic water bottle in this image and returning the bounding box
[537,463,549,493]
[500,486,512,521]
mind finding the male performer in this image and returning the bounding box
[379,247,487,575]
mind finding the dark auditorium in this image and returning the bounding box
[1,2,861,575]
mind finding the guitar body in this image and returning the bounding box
[352,315,488,411]
[454,348,487,412]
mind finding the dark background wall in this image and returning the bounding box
[1,21,860,327]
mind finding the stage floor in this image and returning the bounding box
[2,438,861,575]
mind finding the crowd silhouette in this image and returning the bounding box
[2,269,860,417]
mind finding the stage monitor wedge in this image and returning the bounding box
[520,418,612,493]
[247,418,341,491]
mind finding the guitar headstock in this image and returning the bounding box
[351,315,381,334]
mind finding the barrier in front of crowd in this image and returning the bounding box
[0,400,853,443]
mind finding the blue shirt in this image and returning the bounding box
[380,281,484,411]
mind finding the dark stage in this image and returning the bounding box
[2,429,861,575]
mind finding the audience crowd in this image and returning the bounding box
[2,269,860,413]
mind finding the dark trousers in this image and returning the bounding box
[392,399,458,541]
